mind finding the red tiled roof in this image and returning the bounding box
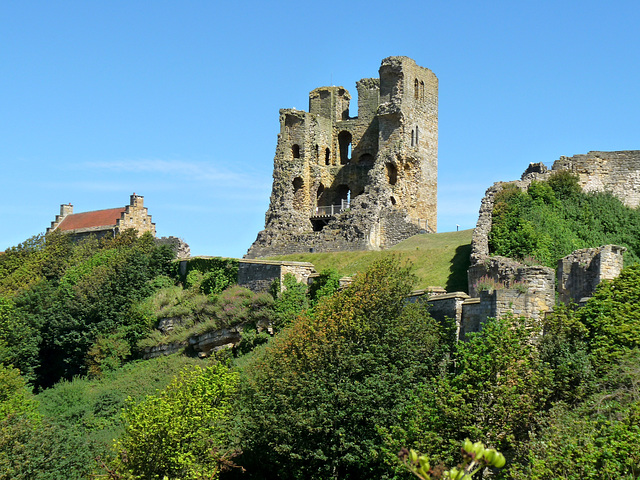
[57,207,126,231]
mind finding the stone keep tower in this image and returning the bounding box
[246,56,438,258]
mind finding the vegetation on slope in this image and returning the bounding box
[268,229,473,292]
[490,171,640,267]
[3,213,640,479]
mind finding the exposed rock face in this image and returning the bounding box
[247,56,438,258]
[143,320,272,360]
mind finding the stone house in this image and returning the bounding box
[47,193,156,240]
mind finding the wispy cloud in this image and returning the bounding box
[82,159,261,184]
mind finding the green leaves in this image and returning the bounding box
[236,258,445,479]
[112,363,238,480]
[489,172,640,267]
[400,439,506,480]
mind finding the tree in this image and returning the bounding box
[111,363,238,480]
[401,315,551,469]
[234,258,449,479]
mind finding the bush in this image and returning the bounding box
[111,363,238,480]
[490,173,640,267]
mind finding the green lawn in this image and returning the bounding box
[267,229,473,292]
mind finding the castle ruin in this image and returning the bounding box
[246,56,438,258]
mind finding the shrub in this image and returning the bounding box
[111,363,238,480]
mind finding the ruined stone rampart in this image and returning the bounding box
[462,149,636,337]
[557,244,626,304]
[471,150,640,267]
[553,151,640,207]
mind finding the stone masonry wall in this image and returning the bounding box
[553,151,640,208]
[557,244,626,304]
[468,255,555,309]
[246,56,438,258]
[238,259,317,293]
[471,150,640,267]
[117,193,156,236]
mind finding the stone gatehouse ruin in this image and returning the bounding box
[246,56,438,258]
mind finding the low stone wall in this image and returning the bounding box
[468,256,555,304]
[460,287,547,340]
[238,259,317,292]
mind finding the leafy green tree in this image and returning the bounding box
[0,365,95,480]
[511,350,640,480]
[0,231,173,387]
[401,315,551,469]
[489,172,640,266]
[271,273,309,329]
[111,363,238,480]
[234,258,449,480]
[577,265,640,370]
[308,268,341,305]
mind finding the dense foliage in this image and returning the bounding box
[111,363,238,479]
[489,171,640,266]
[233,258,451,479]
[0,231,175,388]
[3,225,640,479]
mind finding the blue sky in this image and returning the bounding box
[2,0,638,257]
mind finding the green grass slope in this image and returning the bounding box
[267,229,473,292]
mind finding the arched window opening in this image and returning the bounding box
[292,177,304,211]
[414,78,419,99]
[386,163,398,186]
[411,130,415,147]
[336,184,351,208]
[325,148,331,166]
[338,131,352,165]
[358,153,374,165]
[415,126,419,146]
[420,81,425,100]
[292,144,300,158]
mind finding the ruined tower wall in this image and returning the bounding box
[377,57,438,231]
[553,151,640,208]
[247,57,438,258]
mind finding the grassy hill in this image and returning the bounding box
[267,229,473,292]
